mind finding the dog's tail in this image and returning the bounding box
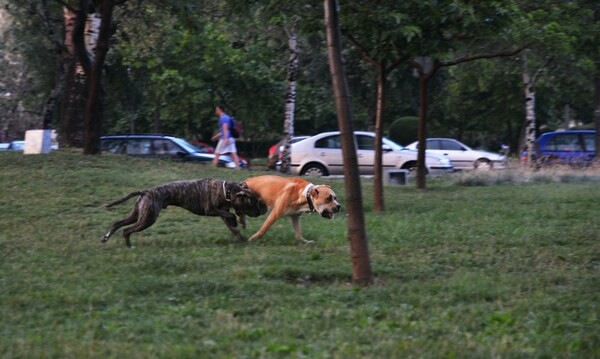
[105,191,147,208]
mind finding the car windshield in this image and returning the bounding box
[382,137,405,150]
[170,137,201,153]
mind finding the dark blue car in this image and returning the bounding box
[100,134,247,168]
[536,130,596,165]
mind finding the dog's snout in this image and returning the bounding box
[334,204,341,213]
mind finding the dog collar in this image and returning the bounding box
[304,183,316,212]
[223,181,231,202]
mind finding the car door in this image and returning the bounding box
[355,134,377,175]
[434,139,472,170]
[312,134,344,175]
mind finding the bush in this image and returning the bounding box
[388,116,418,145]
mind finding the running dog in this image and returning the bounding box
[102,179,267,247]
[243,175,341,243]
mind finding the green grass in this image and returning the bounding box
[1,150,599,358]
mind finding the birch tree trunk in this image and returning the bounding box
[58,6,86,147]
[594,61,600,163]
[280,27,299,174]
[324,0,372,286]
[522,54,537,167]
[83,0,114,155]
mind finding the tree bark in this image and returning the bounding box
[58,6,86,148]
[280,26,299,174]
[522,54,537,167]
[594,60,600,163]
[324,0,372,286]
[372,64,385,211]
[83,0,114,155]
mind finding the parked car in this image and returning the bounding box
[290,131,453,176]
[405,138,507,170]
[189,141,215,154]
[267,136,310,169]
[7,140,25,151]
[534,130,596,165]
[100,134,247,168]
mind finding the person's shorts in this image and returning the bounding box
[215,138,237,155]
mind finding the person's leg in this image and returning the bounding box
[213,139,223,166]
[231,152,240,168]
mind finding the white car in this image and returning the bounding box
[290,131,453,176]
[405,138,507,170]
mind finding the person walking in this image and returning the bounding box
[211,105,240,168]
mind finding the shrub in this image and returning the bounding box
[388,116,418,145]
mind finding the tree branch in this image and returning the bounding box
[345,32,378,67]
[440,42,533,67]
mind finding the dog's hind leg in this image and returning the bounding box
[121,201,161,247]
[102,208,139,243]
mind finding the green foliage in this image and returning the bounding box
[0,0,598,150]
[1,151,599,357]
[388,116,418,145]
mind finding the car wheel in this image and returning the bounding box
[401,161,419,174]
[474,159,492,170]
[301,163,328,177]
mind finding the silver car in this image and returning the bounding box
[405,138,507,170]
[290,131,453,176]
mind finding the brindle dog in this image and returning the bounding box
[102,179,267,247]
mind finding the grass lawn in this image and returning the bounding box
[1,150,599,358]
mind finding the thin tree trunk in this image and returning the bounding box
[373,65,385,211]
[594,61,600,163]
[324,0,372,286]
[416,74,428,189]
[522,54,537,167]
[280,27,299,174]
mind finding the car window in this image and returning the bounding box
[439,140,463,151]
[102,139,126,154]
[582,134,595,152]
[546,134,583,152]
[153,139,181,155]
[426,140,441,150]
[126,139,153,155]
[315,135,341,149]
[356,135,375,150]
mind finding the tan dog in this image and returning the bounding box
[243,175,341,243]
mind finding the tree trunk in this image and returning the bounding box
[83,0,114,155]
[280,27,299,174]
[416,74,428,189]
[594,61,600,163]
[373,64,385,211]
[522,54,537,167]
[58,6,86,148]
[324,0,372,286]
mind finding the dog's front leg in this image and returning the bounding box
[291,215,312,244]
[216,211,245,242]
[248,211,280,242]
[238,214,247,229]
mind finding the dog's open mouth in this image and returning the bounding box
[321,210,334,219]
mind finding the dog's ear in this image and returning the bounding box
[310,186,320,198]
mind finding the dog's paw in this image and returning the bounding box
[301,239,314,244]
